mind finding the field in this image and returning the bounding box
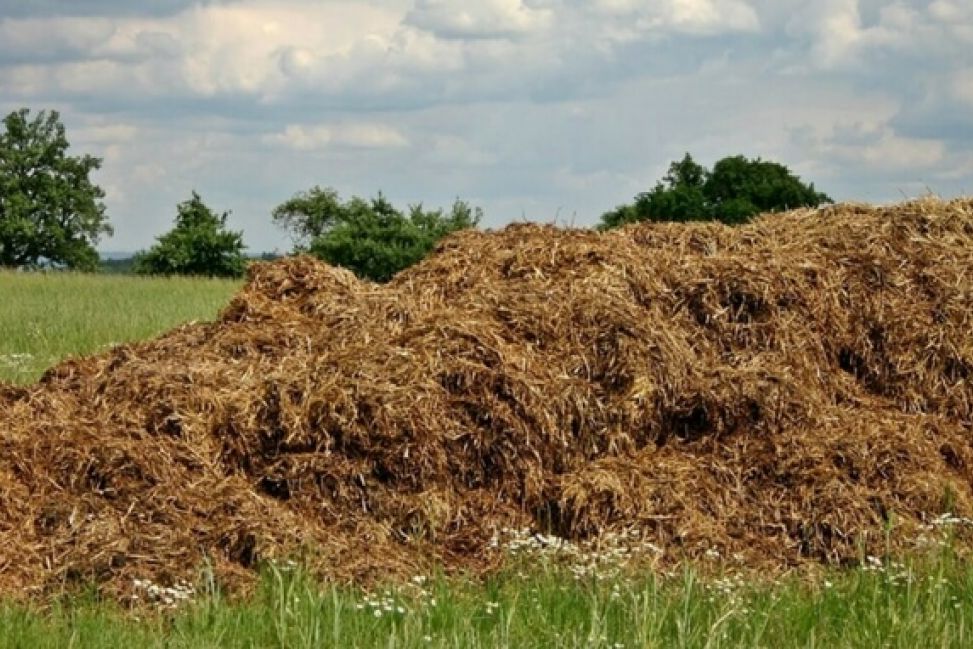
[0,271,241,385]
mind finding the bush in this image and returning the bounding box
[273,187,481,282]
[134,192,246,278]
[599,153,832,229]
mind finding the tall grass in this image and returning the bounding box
[0,271,240,384]
[2,553,972,648]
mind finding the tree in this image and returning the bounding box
[703,155,831,224]
[272,187,481,282]
[0,108,112,270]
[270,186,345,246]
[598,153,832,229]
[134,191,247,278]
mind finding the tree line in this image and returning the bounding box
[0,108,832,282]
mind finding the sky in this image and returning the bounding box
[1,0,971,254]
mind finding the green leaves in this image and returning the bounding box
[271,186,345,247]
[0,108,111,270]
[134,191,247,278]
[599,153,832,229]
[274,188,481,282]
[704,155,832,223]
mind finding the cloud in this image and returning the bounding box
[0,0,211,18]
[782,0,972,71]
[1,2,407,102]
[928,0,973,31]
[953,68,973,107]
[659,0,760,34]
[0,16,185,65]
[73,123,139,144]
[264,123,410,150]
[0,0,767,112]
[405,0,552,39]
[799,121,946,171]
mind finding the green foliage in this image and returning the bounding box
[704,155,832,224]
[599,153,832,229]
[0,108,112,270]
[134,192,247,278]
[273,187,481,282]
[271,186,345,244]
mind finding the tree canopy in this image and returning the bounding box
[134,191,247,278]
[0,108,112,270]
[599,153,832,229]
[272,187,481,282]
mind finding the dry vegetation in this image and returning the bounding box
[1,197,972,604]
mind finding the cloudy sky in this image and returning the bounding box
[1,0,970,253]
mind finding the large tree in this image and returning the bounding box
[134,191,247,278]
[0,108,112,270]
[272,187,481,282]
[599,153,832,229]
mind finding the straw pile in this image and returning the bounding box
[1,197,972,601]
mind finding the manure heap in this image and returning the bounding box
[2,198,973,601]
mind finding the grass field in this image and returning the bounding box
[2,271,973,647]
[0,271,240,384]
[2,555,973,648]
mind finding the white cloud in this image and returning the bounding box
[406,0,552,39]
[789,0,869,69]
[1,1,406,100]
[264,123,410,150]
[662,0,760,34]
[74,123,139,144]
[0,16,115,60]
[786,0,971,71]
[928,0,973,25]
[174,2,404,96]
[0,0,766,111]
[801,120,946,171]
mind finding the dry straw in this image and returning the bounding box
[1,197,972,601]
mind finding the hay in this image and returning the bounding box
[2,197,973,601]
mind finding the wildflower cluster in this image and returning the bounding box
[405,574,439,609]
[703,573,751,609]
[349,577,449,641]
[489,527,663,582]
[353,575,439,620]
[915,511,973,549]
[355,592,407,618]
[131,578,195,609]
[858,555,915,587]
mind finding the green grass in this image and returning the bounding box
[0,271,240,384]
[2,554,973,648]
[2,271,973,647]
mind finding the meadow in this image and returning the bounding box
[2,270,973,647]
[0,271,240,385]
